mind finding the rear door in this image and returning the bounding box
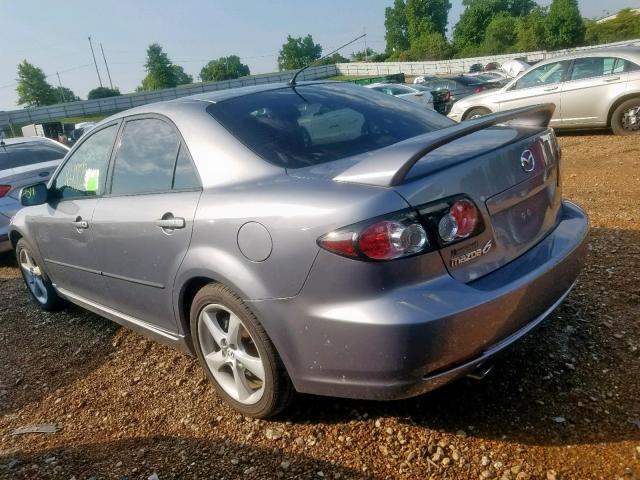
[497,61,570,127]
[91,116,202,333]
[31,124,119,303]
[560,57,630,127]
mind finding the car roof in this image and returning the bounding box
[101,80,346,121]
[534,45,640,66]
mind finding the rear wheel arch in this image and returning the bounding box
[607,94,640,127]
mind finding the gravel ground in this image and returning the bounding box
[1,133,639,480]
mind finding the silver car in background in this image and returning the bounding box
[365,82,435,110]
[0,137,68,252]
[448,46,640,135]
[9,82,588,418]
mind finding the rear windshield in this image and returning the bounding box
[450,76,484,85]
[207,83,452,168]
[0,141,67,169]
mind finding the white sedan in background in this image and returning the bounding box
[365,83,435,110]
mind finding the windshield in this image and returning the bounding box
[207,83,452,168]
[0,141,67,170]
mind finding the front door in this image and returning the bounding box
[32,123,119,303]
[560,56,629,127]
[498,60,570,127]
[91,117,201,333]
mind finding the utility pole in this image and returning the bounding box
[100,43,114,89]
[364,27,368,62]
[56,72,66,102]
[88,35,103,87]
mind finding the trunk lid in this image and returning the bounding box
[394,126,561,282]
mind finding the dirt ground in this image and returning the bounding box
[0,133,639,480]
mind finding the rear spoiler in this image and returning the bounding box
[334,103,555,187]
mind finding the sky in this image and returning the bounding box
[1,0,637,111]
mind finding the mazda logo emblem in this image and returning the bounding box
[520,149,535,172]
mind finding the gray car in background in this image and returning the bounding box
[449,46,640,134]
[365,82,435,109]
[9,82,588,418]
[0,137,68,252]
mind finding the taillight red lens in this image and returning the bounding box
[0,185,10,198]
[474,87,482,93]
[358,220,427,260]
[438,199,479,242]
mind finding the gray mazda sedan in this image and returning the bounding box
[9,81,588,418]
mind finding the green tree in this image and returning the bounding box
[406,31,452,59]
[453,0,507,52]
[278,35,322,70]
[544,0,585,49]
[55,86,80,102]
[384,0,410,54]
[351,48,376,61]
[315,53,350,65]
[87,86,121,100]
[481,12,518,53]
[585,8,640,44]
[200,55,250,82]
[172,65,193,85]
[515,6,548,51]
[406,0,452,39]
[15,60,57,107]
[140,43,180,91]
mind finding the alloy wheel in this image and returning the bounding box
[19,248,48,304]
[197,304,266,405]
[621,105,640,132]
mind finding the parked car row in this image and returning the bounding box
[448,46,640,135]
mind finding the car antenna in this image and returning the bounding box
[289,33,366,87]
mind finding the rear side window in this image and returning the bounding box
[54,125,117,199]
[111,118,180,195]
[0,141,67,170]
[207,83,451,168]
[172,145,199,190]
[570,57,626,81]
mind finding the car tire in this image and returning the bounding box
[190,283,294,418]
[15,238,66,311]
[610,98,640,135]
[464,107,491,120]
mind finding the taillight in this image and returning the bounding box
[474,86,483,93]
[0,185,10,198]
[438,199,478,242]
[318,212,429,261]
[318,195,484,261]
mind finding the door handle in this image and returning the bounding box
[155,217,186,229]
[543,86,559,92]
[72,219,89,229]
[603,76,620,83]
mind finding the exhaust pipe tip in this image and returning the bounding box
[466,363,494,381]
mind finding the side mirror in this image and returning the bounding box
[20,183,49,207]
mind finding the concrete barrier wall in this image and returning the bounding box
[334,38,640,77]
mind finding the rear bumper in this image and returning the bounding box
[0,210,12,253]
[251,201,589,400]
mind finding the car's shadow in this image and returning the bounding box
[0,436,363,479]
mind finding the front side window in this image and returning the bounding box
[207,83,452,168]
[570,57,626,81]
[110,118,180,195]
[53,125,117,199]
[515,61,568,89]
